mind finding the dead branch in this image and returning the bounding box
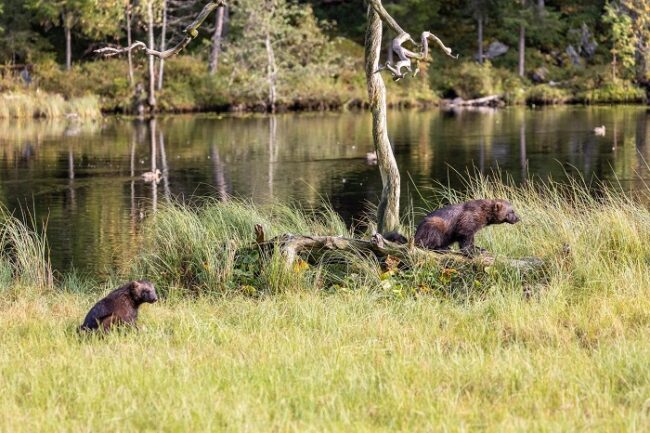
[95,0,226,59]
[446,94,503,107]
[254,229,543,273]
[367,0,457,81]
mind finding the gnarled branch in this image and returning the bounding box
[95,0,227,59]
[367,0,457,81]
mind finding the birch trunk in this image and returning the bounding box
[208,6,225,75]
[63,12,72,71]
[147,1,157,109]
[364,3,400,233]
[157,0,168,91]
[265,32,277,112]
[126,3,134,86]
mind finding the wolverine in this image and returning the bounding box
[414,199,520,254]
[79,280,158,332]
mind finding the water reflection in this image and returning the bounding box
[0,107,648,273]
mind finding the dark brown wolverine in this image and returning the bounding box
[79,280,158,332]
[414,199,520,254]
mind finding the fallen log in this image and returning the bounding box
[253,225,543,273]
[444,95,503,107]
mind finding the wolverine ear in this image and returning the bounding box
[493,202,504,213]
[130,281,143,299]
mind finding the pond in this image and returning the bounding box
[0,106,648,273]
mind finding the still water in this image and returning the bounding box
[0,106,648,273]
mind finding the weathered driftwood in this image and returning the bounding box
[445,95,503,107]
[253,226,543,273]
[367,0,457,81]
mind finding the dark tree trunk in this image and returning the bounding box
[477,16,484,64]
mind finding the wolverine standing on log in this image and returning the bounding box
[414,199,520,254]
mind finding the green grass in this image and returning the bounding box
[1,178,650,431]
[1,288,649,432]
[0,207,52,289]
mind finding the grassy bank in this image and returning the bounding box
[432,61,647,105]
[0,288,648,432]
[1,178,650,431]
[0,92,101,119]
[4,54,647,118]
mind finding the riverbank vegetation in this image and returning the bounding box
[1,177,649,430]
[1,0,649,115]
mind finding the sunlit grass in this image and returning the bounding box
[1,288,649,432]
[1,178,650,431]
[0,207,53,290]
[0,92,101,119]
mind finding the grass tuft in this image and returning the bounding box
[0,91,101,119]
[0,207,53,291]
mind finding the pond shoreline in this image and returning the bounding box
[1,88,649,120]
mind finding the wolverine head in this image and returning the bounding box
[492,200,520,224]
[130,280,158,304]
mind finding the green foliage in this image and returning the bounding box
[603,1,637,80]
[525,84,570,105]
[433,61,524,102]
[2,0,648,109]
[576,80,646,104]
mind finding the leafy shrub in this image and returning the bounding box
[525,84,571,105]
[576,80,646,104]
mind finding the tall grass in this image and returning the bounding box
[132,200,349,295]
[0,207,53,290]
[1,289,648,432]
[0,92,101,119]
[131,176,650,303]
[2,179,650,431]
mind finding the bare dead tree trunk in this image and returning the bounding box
[477,16,484,64]
[518,23,525,77]
[147,0,157,109]
[537,0,544,8]
[265,32,277,112]
[63,12,73,71]
[208,5,225,75]
[365,4,400,233]
[157,0,168,91]
[126,3,134,86]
